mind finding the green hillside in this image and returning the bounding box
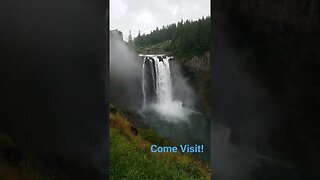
[109,107,211,180]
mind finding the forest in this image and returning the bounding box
[133,16,210,58]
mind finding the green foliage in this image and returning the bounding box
[134,17,210,58]
[159,40,171,52]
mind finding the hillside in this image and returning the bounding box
[109,106,211,180]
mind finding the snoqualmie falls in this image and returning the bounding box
[109,36,210,164]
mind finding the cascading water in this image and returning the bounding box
[141,55,173,105]
[142,57,146,106]
[140,54,192,120]
[153,56,172,104]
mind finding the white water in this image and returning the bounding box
[141,55,194,121]
[153,56,172,104]
[142,58,146,107]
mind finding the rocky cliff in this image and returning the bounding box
[174,52,212,114]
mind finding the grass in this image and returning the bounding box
[137,128,174,147]
[110,128,195,180]
[109,110,211,180]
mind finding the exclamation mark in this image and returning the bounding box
[201,145,204,152]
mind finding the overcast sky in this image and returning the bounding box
[110,0,210,41]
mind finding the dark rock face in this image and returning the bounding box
[173,53,212,113]
[179,52,210,73]
[144,58,157,104]
[213,0,320,179]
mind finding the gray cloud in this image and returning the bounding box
[110,0,210,41]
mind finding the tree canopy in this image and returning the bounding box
[134,16,210,58]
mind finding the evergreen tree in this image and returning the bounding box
[128,30,134,49]
[128,30,133,43]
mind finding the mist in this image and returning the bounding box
[212,122,259,180]
[109,35,142,110]
[211,8,277,179]
[170,61,197,109]
[211,1,320,178]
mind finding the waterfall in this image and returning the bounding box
[141,55,173,106]
[140,54,193,120]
